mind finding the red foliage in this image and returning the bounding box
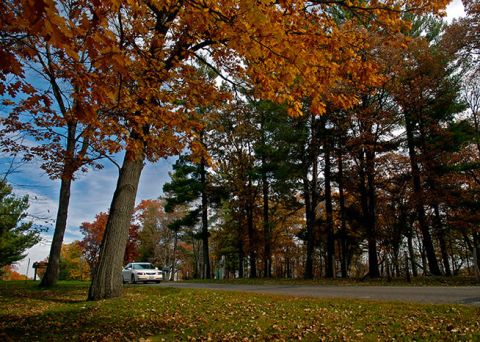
[1,265,28,280]
[79,212,139,270]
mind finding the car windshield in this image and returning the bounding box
[132,263,155,270]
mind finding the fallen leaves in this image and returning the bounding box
[1,282,479,341]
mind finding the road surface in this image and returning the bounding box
[154,282,480,305]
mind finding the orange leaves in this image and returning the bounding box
[1,0,452,169]
[287,101,304,117]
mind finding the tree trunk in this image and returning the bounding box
[200,155,211,279]
[324,130,335,278]
[40,121,77,287]
[262,159,271,278]
[238,238,245,279]
[358,150,379,278]
[432,203,451,276]
[406,222,418,277]
[259,115,272,278]
[246,179,257,278]
[473,232,480,282]
[170,230,178,281]
[40,176,72,287]
[337,151,348,278]
[88,150,144,300]
[303,173,314,279]
[304,114,318,279]
[365,148,379,278]
[404,112,441,276]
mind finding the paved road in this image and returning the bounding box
[154,282,480,305]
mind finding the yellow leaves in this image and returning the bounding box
[310,98,326,116]
[287,101,303,117]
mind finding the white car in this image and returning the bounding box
[122,262,163,284]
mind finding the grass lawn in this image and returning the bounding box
[1,281,479,341]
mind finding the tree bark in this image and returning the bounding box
[303,173,315,279]
[304,114,318,279]
[365,148,379,278]
[473,233,480,282]
[337,151,349,278]
[324,129,335,279]
[358,149,379,278]
[260,116,272,278]
[40,176,72,287]
[432,203,451,276]
[88,150,144,300]
[200,154,211,279]
[40,121,77,287]
[246,178,257,278]
[262,171,271,278]
[404,112,441,276]
[406,220,418,277]
[238,233,245,279]
[170,229,178,281]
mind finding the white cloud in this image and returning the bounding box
[10,157,176,276]
[446,0,465,22]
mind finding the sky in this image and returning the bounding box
[3,0,466,277]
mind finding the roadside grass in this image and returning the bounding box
[1,281,479,341]
[185,276,480,287]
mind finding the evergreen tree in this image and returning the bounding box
[0,181,40,271]
[163,156,210,279]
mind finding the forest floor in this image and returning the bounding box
[1,281,479,341]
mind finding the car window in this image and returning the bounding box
[133,263,155,270]
[125,264,131,269]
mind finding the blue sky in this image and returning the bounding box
[5,155,176,276]
[2,0,466,276]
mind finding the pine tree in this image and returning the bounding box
[0,181,40,271]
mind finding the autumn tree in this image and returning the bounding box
[79,211,138,276]
[444,0,480,74]
[1,0,450,298]
[0,265,28,280]
[59,241,90,280]
[0,0,121,288]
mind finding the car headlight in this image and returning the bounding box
[137,272,144,275]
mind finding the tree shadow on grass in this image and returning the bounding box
[2,302,182,341]
[1,285,187,341]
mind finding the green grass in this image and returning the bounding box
[1,281,479,341]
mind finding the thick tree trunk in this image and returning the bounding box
[200,155,211,279]
[40,176,72,287]
[88,151,144,300]
[324,132,335,278]
[404,112,441,276]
